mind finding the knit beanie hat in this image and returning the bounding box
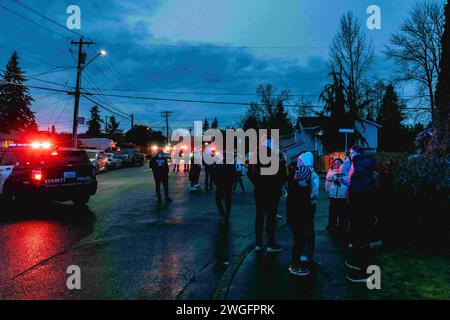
[295,163,311,186]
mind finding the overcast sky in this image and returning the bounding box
[0,0,438,133]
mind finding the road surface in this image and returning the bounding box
[0,165,257,299]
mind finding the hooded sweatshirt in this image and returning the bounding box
[298,152,319,205]
[349,154,377,195]
[150,151,169,176]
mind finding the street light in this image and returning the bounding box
[82,50,106,70]
[72,48,107,148]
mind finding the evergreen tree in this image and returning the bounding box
[0,51,36,133]
[203,118,210,131]
[211,116,219,129]
[271,101,292,136]
[319,67,350,151]
[377,84,405,152]
[432,0,450,151]
[86,105,103,137]
[105,115,124,142]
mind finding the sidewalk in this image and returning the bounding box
[219,181,373,300]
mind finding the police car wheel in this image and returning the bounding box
[2,183,15,203]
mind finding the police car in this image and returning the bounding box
[0,142,97,206]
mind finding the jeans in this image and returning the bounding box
[349,192,375,269]
[216,186,232,220]
[290,203,316,262]
[205,170,213,188]
[254,189,281,247]
[233,175,245,192]
[154,174,169,200]
[328,198,349,231]
[190,165,201,187]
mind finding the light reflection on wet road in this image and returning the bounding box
[0,165,257,299]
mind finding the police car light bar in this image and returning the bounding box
[9,142,53,149]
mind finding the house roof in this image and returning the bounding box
[297,116,381,129]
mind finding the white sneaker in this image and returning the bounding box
[266,246,283,253]
[300,255,309,264]
[255,246,263,252]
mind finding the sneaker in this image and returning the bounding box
[190,187,197,191]
[345,260,362,271]
[288,262,300,275]
[195,184,201,189]
[276,214,282,220]
[266,245,283,253]
[347,271,369,283]
[254,245,263,252]
[289,262,311,276]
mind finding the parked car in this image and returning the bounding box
[0,144,97,206]
[118,149,144,167]
[106,153,123,169]
[85,149,108,174]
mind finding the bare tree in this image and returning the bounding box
[330,11,374,116]
[386,0,445,118]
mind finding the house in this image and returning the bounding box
[0,131,17,149]
[280,116,381,164]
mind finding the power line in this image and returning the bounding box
[81,94,131,121]
[0,3,69,39]
[10,0,87,39]
[1,80,432,111]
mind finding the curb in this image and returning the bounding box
[212,223,288,300]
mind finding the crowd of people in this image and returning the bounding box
[149,142,379,284]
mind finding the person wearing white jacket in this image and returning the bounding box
[326,157,345,232]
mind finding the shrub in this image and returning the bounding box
[378,153,450,252]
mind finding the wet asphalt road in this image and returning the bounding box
[0,164,258,299]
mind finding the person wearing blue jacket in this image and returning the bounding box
[346,149,377,283]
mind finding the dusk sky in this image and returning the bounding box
[0,0,438,133]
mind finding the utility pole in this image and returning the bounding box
[131,114,134,129]
[71,37,95,148]
[161,110,173,145]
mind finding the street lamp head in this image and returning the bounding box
[99,50,107,56]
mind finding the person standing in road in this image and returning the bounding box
[233,155,245,192]
[346,151,377,283]
[286,160,314,276]
[292,152,320,264]
[150,150,172,203]
[325,157,344,232]
[247,142,287,253]
[213,153,237,224]
[189,150,202,191]
[203,149,215,190]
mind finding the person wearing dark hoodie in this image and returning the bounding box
[286,160,313,276]
[346,150,377,283]
[213,153,237,224]
[247,142,287,253]
[149,150,172,203]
